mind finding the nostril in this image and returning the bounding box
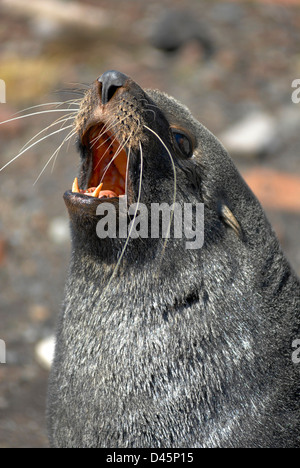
[106,85,120,104]
[97,70,128,105]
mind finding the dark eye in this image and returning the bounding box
[172,130,193,158]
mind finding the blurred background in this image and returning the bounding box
[0,0,299,448]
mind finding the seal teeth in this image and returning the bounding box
[72,177,80,193]
[92,182,104,198]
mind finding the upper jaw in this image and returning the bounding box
[65,70,171,210]
[69,122,130,205]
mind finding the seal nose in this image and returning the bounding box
[98,70,128,105]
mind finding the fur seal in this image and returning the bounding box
[47,70,300,448]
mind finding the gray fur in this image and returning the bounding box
[47,73,300,448]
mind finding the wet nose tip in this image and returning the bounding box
[97,70,128,105]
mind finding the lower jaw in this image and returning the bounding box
[63,192,119,225]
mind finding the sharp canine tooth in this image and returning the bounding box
[92,182,103,198]
[72,177,80,193]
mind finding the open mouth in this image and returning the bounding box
[72,124,128,200]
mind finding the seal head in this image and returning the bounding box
[48,71,300,448]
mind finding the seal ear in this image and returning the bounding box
[219,204,242,239]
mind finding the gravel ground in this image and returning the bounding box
[0,0,299,448]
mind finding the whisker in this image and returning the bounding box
[33,128,76,185]
[13,101,79,116]
[143,124,177,268]
[96,112,141,187]
[98,119,142,291]
[90,120,118,149]
[65,82,91,90]
[0,109,79,128]
[89,112,120,148]
[53,84,89,96]
[99,132,132,183]
[51,124,76,173]
[120,119,142,198]
[87,107,119,146]
[125,145,131,199]
[58,99,80,109]
[49,107,79,170]
[117,141,143,269]
[92,125,118,150]
[55,90,86,97]
[19,115,75,153]
[139,99,160,111]
[0,125,74,172]
[95,136,119,176]
[143,108,156,122]
[65,126,76,154]
[106,139,143,287]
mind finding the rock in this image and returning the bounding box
[35,335,55,370]
[149,9,214,59]
[243,168,300,213]
[219,112,278,158]
[29,17,62,41]
[1,0,109,30]
[48,217,69,245]
[28,304,51,323]
[220,107,300,159]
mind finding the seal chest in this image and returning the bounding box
[47,70,300,448]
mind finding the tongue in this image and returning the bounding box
[84,188,118,198]
[97,190,118,199]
